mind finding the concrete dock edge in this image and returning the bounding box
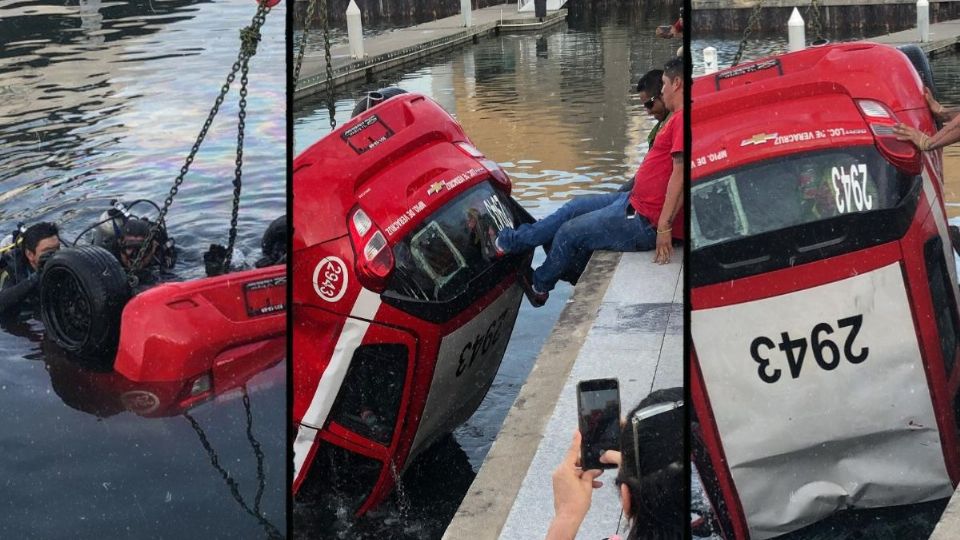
[441,251,622,540]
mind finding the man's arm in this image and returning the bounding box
[654,153,684,264]
[0,271,38,315]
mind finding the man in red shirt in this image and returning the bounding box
[496,57,685,306]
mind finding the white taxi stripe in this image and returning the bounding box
[293,287,382,487]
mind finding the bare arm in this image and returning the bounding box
[654,153,684,264]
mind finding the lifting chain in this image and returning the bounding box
[732,0,764,67]
[293,0,337,133]
[320,0,337,130]
[128,2,271,286]
[292,0,317,87]
[805,0,826,44]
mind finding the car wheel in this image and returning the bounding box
[257,214,287,267]
[351,87,408,117]
[899,44,938,99]
[40,246,131,361]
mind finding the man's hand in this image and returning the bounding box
[203,244,228,277]
[654,229,673,264]
[37,251,56,273]
[893,123,927,149]
[925,87,948,122]
[600,449,622,467]
[546,432,603,540]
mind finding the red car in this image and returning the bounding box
[292,92,533,516]
[690,43,960,538]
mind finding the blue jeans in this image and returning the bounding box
[500,193,657,292]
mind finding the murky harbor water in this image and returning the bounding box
[0,0,286,537]
[293,5,679,538]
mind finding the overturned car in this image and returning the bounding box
[293,90,533,517]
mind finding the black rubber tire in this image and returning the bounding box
[40,246,131,361]
[899,44,938,99]
[261,215,286,260]
[351,87,408,118]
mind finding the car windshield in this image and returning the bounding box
[691,146,912,250]
[388,181,520,302]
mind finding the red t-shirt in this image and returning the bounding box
[629,111,684,240]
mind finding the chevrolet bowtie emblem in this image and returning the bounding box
[427,181,446,195]
[740,133,778,146]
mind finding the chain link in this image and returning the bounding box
[732,0,764,66]
[127,3,270,284]
[320,0,337,130]
[805,0,826,43]
[293,0,318,87]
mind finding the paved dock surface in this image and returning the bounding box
[873,18,960,55]
[443,250,684,540]
[296,3,567,100]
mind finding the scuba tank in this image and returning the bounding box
[0,223,27,255]
[90,200,130,253]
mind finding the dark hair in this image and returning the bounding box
[664,57,684,82]
[21,222,59,253]
[637,69,664,96]
[617,387,685,540]
[122,218,152,238]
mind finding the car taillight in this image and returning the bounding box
[456,141,512,194]
[856,99,921,175]
[348,207,394,292]
[327,344,407,445]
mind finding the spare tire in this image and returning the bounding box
[257,214,287,267]
[351,87,408,118]
[40,246,131,361]
[899,44,938,98]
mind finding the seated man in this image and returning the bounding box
[0,222,61,317]
[621,68,671,193]
[497,57,685,307]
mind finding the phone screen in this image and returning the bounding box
[577,379,621,470]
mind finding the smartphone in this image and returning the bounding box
[576,378,621,470]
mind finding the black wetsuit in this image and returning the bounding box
[0,248,39,317]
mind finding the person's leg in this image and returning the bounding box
[532,193,656,293]
[498,193,621,253]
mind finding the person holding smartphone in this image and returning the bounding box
[547,387,684,540]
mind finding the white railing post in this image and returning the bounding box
[347,0,364,59]
[462,0,473,27]
[703,46,718,74]
[918,0,930,43]
[788,7,805,51]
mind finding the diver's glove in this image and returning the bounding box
[37,250,55,272]
[203,244,228,277]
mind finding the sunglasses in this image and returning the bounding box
[642,95,660,109]
[630,399,683,473]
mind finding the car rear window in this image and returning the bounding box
[387,181,520,302]
[691,146,913,250]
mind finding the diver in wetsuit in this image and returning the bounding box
[0,222,61,317]
[111,218,176,288]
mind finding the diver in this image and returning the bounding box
[113,217,177,287]
[83,200,177,288]
[0,222,61,317]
